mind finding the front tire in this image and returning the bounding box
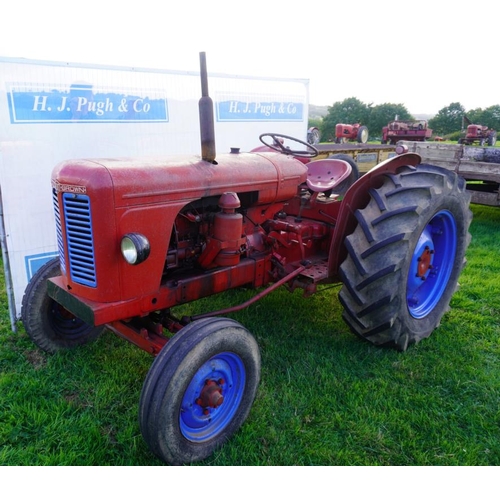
[21,257,103,354]
[338,164,472,351]
[139,317,261,465]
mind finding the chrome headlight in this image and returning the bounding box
[121,233,150,265]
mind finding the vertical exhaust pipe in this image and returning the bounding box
[199,52,216,163]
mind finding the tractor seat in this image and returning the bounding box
[306,159,352,193]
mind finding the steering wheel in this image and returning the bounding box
[259,133,319,158]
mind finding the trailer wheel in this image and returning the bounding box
[327,154,360,196]
[21,257,103,354]
[139,317,261,465]
[338,164,472,351]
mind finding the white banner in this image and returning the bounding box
[0,57,309,326]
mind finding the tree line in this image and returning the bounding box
[313,98,500,141]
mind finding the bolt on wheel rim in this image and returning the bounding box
[407,210,457,319]
[180,352,246,442]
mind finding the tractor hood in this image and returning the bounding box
[52,151,308,208]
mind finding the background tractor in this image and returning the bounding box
[458,122,497,146]
[21,53,472,466]
[335,123,369,144]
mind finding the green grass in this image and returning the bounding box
[1,204,499,466]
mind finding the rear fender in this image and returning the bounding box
[327,153,421,277]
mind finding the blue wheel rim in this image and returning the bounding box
[407,210,457,319]
[180,352,246,442]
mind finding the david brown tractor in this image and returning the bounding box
[335,123,369,144]
[22,53,472,465]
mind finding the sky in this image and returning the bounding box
[1,0,497,115]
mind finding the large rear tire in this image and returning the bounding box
[21,258,104,354]
[139,317,261,465]
[338,164,472,351]
[307,127,320,145]
[356,125,369,143]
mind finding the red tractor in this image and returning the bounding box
[381,120,432,144]
[458,123,497,146]
[21,53,472,465]
[335,123,369,144]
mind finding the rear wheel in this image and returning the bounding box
[139,317,261,465]
[356,125,369,143]
[338,164,472,351]
[307,127,320,145]
[21,258,103,353]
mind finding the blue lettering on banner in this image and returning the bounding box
[7,83,169,123]
[217,99,304,122]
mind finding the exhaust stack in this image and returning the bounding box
[199,52,216,163]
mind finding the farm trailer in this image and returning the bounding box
[401,141,500,207]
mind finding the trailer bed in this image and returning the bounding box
[401,141,500,206]
[314,143,397,173]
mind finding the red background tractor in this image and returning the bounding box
[458,123,497,146]
[335,123,369,144]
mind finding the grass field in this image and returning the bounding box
[0,203,499,466]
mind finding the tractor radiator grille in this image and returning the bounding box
[52,188,66,274]
[60,193,97,287]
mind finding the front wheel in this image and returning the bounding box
[338,164,472,351]
[139,317,261,465]
[21,257,104,353]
